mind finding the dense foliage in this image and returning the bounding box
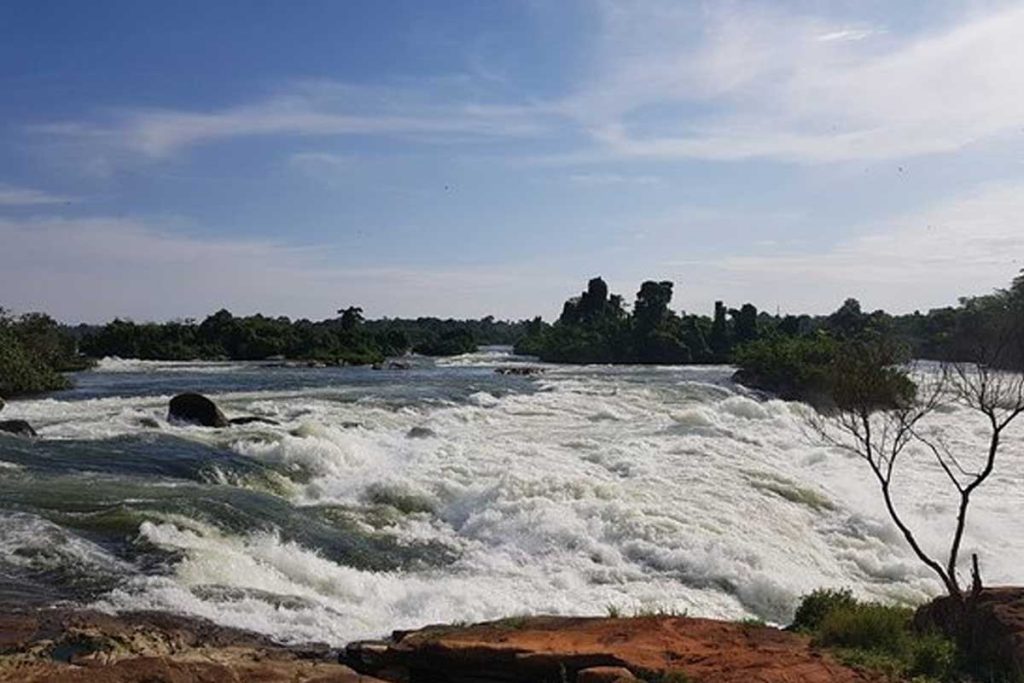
[790,589,979,681]
[74,309,531,364]
[515,277,723,364]
[0,309,86,396]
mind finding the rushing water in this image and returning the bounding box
[0,348,1021,645]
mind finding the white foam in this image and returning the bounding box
[11,362,1022,644]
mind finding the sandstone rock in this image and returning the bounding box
[348,615,890,683]
[0,609,385,683]
[0,420,37,438]
[167,392,228,427]
[916,587,1024,679]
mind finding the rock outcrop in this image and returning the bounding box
[0,420,37,438]
[496,367,544,376]
[167,393,278,428]
[915,587,1024,679]
[167,392,229,427]
[0,609,384,683]
[345,615,890,683]
[228,415,281,426]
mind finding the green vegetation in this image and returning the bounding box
[75,309,532,364]
[0,309,88,396]
[515,277,719,364]
[519,271,1024,375]
[792,589,956,681]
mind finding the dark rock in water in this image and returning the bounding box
[388,361,411,370]
[137,416,161,429]
[0,396,5,412]
[406,426,436,439]
[168,392,228,428]
[0,419,36,438]
[342,421,363,429]
[496,366,544,376]
[229,416,281,426]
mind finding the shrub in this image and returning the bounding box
[790,588,857,632]
[791,589,957,681]
[815,602,913,655]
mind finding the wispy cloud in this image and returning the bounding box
[32,80,550,162]
[24,3,1024,171]
[567,172,662,186]
[556,1,1024,163]
[0,215,573,322]
[0,184,72,206]
[671,181,1024,312]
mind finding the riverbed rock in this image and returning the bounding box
[229,415,281,426]
[168,392,228,427]
[0,609,384,683]
[0,420,37,438]
[496,366,544,376]
[346,615,891,683]
[406,426,436,439]
[0,396,5,412]
[915,587,1024,679]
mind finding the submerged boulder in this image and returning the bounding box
[0,396,5,412]
[0,419,37,438]
[228,416,280,426]
[168,392,229,428]
[406,426,436,439]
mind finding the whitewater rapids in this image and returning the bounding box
[0,349,1020,645]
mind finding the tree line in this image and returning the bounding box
[514,273,1024,376]
[0,307,534,397]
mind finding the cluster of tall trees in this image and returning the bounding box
[514,277,765,364]
[0,309,89,397]
[516,272,1024,373]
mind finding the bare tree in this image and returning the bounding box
[809,353,1024,603]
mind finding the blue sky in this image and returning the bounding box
[2,0,1023,322]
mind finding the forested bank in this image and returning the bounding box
[2,272,1021,397]
[515,272,1024,372]
[0,307,530,396]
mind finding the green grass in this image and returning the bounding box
[792,589,955,681]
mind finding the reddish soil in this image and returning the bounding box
[348,615,893,682]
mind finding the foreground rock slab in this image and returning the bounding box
[917,586,1024,679]
[0,609,384,683]
[346,615,891,683]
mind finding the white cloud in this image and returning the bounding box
[558,1,1024,163]
[32,80,550,161]
[0,215,572,322]
[671,181,1024,313]
[0,184,72,206]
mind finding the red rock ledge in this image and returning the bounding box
[345,615,892,683]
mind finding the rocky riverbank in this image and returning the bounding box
[0,608,895,683]
[0,609,383,682]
